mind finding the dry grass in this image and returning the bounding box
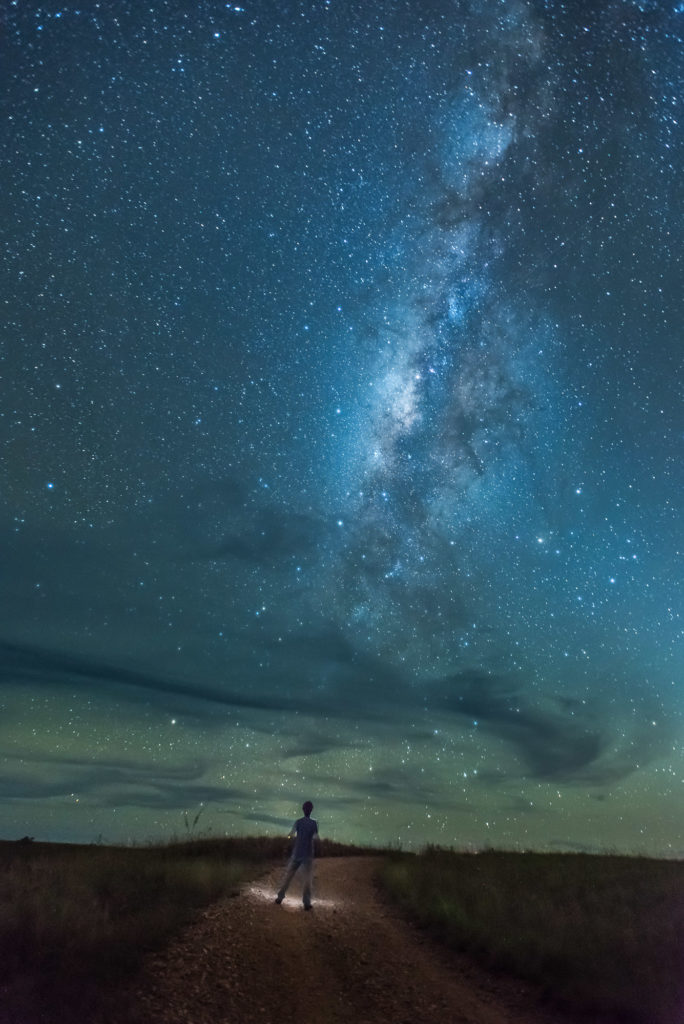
[377,846,684,1024]
[0,838,258,1023]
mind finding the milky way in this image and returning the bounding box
[1,0,682,852]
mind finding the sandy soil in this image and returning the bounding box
[126,856,595,1024]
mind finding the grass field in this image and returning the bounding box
[0,837,262,1023]
[3,837,682,1024]
[377,846,684,1024]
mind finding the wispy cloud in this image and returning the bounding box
[0,633,670,793]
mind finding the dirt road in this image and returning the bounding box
[129,856,589,1024]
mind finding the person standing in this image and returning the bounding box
[275,800,318,910]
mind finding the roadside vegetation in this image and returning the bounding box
[377,846,684,1024]
[0,834,380,1023]
[0,837,251,1023]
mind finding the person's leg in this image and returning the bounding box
[301,858,313,909]
[276,858,300,902]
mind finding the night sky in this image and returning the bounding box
[2,0,682,854]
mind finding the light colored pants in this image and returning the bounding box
[277,857,314,908]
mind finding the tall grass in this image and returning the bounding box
[377,847,684,1024]
[0,838,263,1024]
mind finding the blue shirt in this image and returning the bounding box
[290,815,318,860]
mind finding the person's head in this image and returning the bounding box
[302,800,314,817]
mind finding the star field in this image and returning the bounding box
[1,0,682,852]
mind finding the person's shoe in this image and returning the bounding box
[304,904,312,911]
[275,895,283,904]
